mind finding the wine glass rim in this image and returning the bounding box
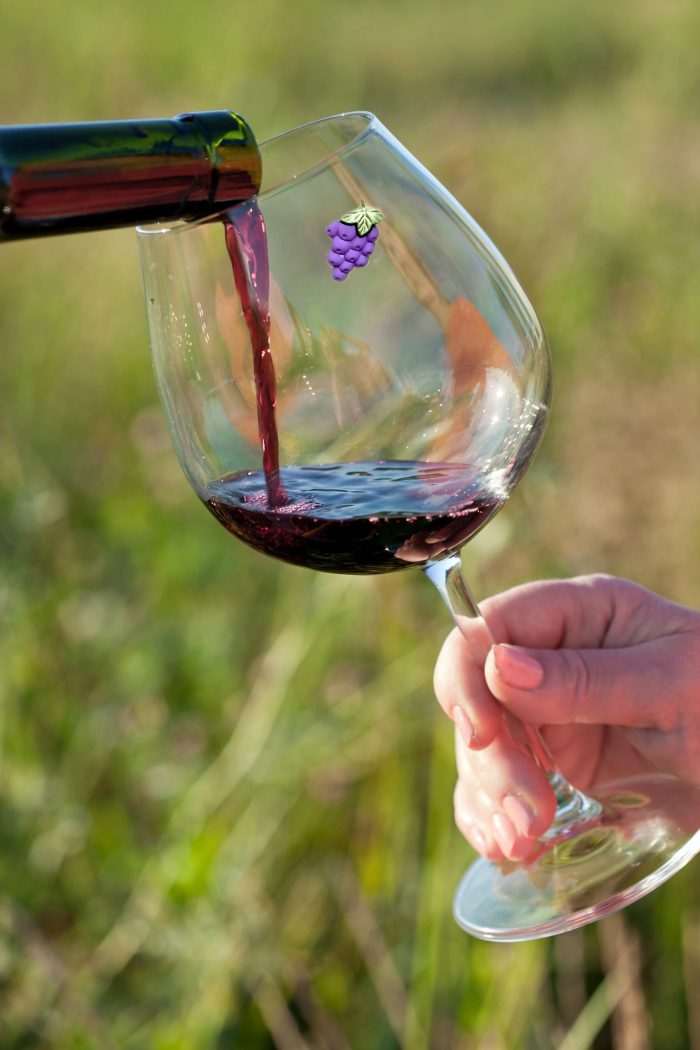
[136,110,378,236]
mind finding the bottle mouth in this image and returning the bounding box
[136,111,377,235]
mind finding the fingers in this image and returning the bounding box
[433,575,653,747]
[437,574,700,860]
[434,627,504,750]
[453,727,556,860]
[433,575,639,749]
[454,778,506,861]
[484,638,676,731]
[478,574,679,651]
[476,575,618,649]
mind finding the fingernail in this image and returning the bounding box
[492,645,544,690]
[503,795,535,837]
[453,705,478,748]
[492,813,517,856]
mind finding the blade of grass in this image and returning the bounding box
[327,857,426,1048]
[598,914,650,1050]
[556,956,637,1050]
[251,975,315,1050]
[88,613,316,982]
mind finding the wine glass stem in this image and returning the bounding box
[423,554,602,838]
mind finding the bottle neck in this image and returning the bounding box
[0,110,261,240]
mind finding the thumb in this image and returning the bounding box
[484,641,665,730]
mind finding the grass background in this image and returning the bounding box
[2,1,700,1046]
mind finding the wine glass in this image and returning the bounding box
[136,112,700,941]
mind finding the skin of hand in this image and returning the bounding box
[433,574,700,863]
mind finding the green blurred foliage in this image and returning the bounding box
[2,1,700,1047]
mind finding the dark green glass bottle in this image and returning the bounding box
[0,110,261,240]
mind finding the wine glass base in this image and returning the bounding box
[453,773,700,941]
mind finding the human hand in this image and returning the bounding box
[433,574,700,862]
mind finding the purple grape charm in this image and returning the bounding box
[326,201,384,281]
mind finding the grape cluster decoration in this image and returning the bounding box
[326,201,384,281]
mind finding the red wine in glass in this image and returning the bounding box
[220,202,504,572]
[205,460,504,573]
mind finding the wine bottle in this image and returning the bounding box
[0,110,260,240]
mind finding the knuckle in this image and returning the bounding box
[453,778,470,814]
[453,781,475,836]
[559,648,592,721]
[585,572,616,589]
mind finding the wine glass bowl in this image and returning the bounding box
[138,112,550,577]
[137,112,700,941]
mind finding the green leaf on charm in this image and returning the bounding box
[341,201,384,236]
